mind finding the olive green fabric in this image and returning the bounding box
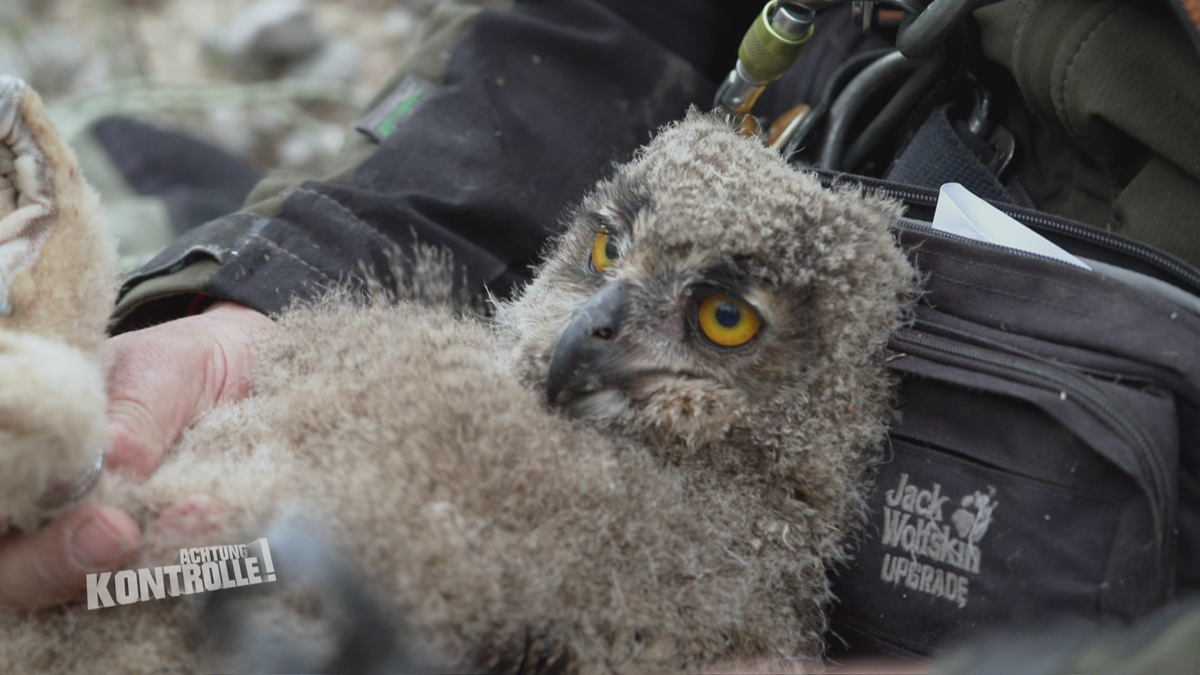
[1072,606,1200,674]
[976,0,1200,268]
[110,260,222,330]
[933,599,1200,675]
[112,0,507,327]
[1075,605,1200,672]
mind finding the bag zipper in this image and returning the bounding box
[891,325,1169,562]
[812,170,1200,295]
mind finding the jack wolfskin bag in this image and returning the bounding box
[820,174,1200,657]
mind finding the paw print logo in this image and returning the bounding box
[951,488,998,544]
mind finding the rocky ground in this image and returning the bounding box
[1,0,442,175]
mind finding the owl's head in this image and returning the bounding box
[496,111,915,454]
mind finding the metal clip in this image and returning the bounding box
[983,127,1016,177]
[962,86,1016,178]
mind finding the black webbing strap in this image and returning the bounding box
[886,104,1012,203]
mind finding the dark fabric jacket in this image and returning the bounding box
[112,0,1200,331]
[112,0,767,329]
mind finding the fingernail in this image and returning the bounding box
[70,514,134,570]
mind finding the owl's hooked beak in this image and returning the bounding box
[546,281,629,407]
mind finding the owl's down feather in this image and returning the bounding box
[0,85,917,675]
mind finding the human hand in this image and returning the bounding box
[0,301,274,609]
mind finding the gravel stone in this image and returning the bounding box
[286,38,362,83]
[205,0,327,80]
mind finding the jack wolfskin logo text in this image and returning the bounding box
[876,473,998,608]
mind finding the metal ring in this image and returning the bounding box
[772,2,818,38]
[35,447,105,511]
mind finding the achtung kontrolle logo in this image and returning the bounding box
[87,538,276,610]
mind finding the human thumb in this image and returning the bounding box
[105,302,274,478]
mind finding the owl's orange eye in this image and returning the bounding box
[697,293,760,347]
[590,227,620,273]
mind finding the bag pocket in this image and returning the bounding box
[827,322,1179,656]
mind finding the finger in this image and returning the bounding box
[105,328,209,477]
[0,504,139,609]
[105,303,273,478]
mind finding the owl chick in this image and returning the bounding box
[0,93,916,674]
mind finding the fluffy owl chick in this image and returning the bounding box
[0,109,915,674]
[497,109,916,564]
